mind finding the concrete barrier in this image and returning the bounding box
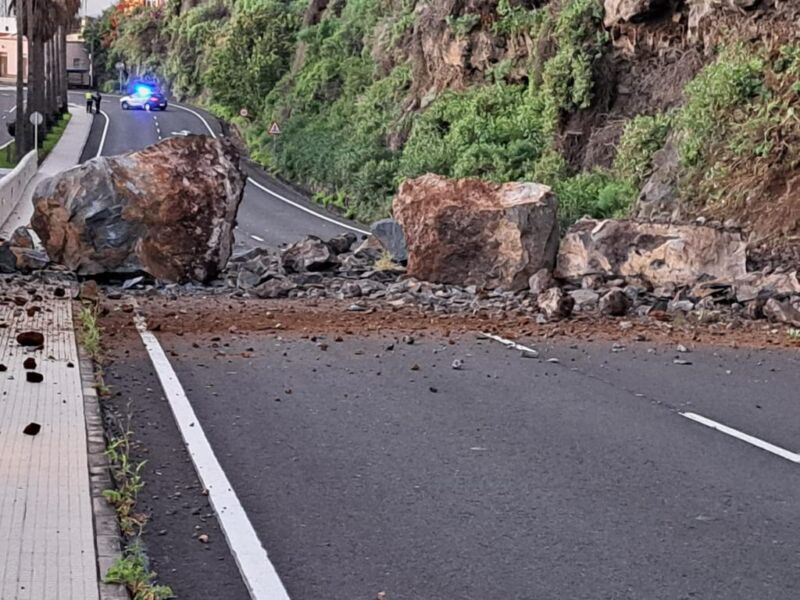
[0,150,37,236]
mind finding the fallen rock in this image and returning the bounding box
[253,278,298,299]
[16,331,44,348]
[394,175,559,291]
[763,297,800,327]
[569,289,600,311]
[327,232,358,255]
[23,357,36,369]
[537,287,574,320]
[528,268,553,295]
[556,219,746,287]
[26,372,44,383]
[23,422,41,436]
[599,288,630,317]
[733,270,800,304]
[79,280,99,303]
[370,219,408,263]
[281,236,335,273]
[31,135,245,283]
[10,227,34,249]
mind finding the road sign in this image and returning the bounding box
[30,111,43,150]
[268,121,281,135]
[239,108,249,118]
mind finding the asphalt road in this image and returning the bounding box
[76,93,366,251]
[0,86,21,148]
[89,92,800,599]
[116,328,800,600]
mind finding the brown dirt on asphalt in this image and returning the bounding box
[98,294,800,351]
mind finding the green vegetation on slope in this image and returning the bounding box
[91,0,800,228]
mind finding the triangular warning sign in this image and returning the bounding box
[269,121,282,135]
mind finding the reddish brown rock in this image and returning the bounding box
[31,135,245,283]
[393,175,559,291]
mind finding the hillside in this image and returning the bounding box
[89,0,800,261]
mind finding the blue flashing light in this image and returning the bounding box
[134,84,154,97]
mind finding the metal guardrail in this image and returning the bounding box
[0,150,38,235]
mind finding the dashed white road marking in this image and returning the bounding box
[171,102,370,235]
[681,412,800,464]
[479,333,539,358]
[249,234,265,242]
[134,314,291,600]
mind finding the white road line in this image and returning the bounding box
[96,110,110,158]
[134,314,291,600]
[249,234,265,242]
[246,177,370,235]
[479,332,539,357]
[171,102,218,139]
[172,102,370,235]
[681,412,800,464]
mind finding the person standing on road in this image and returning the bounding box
[85,91,94,113]
[94,91,102,115]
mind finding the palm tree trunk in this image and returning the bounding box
[15,0,27,158]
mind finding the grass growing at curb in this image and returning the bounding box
[103,431,148,537]
[104,541,174,600]
[80,303,174,599]
[78,305,101,358]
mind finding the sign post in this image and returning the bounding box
[115,62,125,94]
[29,111,43,153]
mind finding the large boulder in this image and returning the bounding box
[31,135,245,283]
[556,219,747,287]
[393,175,559,291]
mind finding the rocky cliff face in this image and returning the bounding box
[104,0,800,261]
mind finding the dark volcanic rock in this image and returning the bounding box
[370,219,408,263]
[31,135,245,283]
[281,237,335,273]
[17,331,44,348]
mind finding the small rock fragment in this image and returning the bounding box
[26,372,44,383]
[676,344,689,353]
[23,358,36,370]
[673,359,693,366]
[23,422,41,436]
[451,359,463,370]
[198,534,209,543]
[17,331,45,348]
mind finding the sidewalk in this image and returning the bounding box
[0,106,120,599]
[0,279,100,600]
[0,104,93,238]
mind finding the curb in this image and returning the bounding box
[75,300,129,600]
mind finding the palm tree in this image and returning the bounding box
[9,0,80,157]
[12,0,27,159]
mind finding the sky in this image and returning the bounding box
[85,0,114,17]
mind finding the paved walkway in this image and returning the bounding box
[0,104,93,238]
[0,279,99,600]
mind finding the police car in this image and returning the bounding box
[119,84,168,111]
